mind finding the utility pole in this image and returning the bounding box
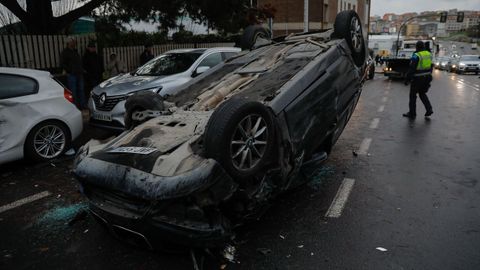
[304,0,309,32]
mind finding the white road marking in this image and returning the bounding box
[381,97,388,103]
[370,118,380,129]
[325,178,355,218]
[377,105,385,112]
[0,191,51,214]
[358,138,372,155]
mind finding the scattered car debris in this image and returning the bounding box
[64,148,76,156]
[256,248,272,255]
[279,235,285,240]
[376,247,388,252]
[297,245,304,249]
[68,210,87,226]
[352,150,358,157]
[222,245,237,263]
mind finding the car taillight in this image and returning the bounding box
[64,88,74,103]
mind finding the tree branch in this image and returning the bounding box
[0,0,27,22]
[54,0,106,27]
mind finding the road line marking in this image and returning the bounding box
[377,105,385,112]
[325,178,355,218]
[358,138,372,155]
[0,191,51,214]
[381,97,388,103]
[370,118,380,129]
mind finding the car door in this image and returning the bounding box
[0,73,39,160]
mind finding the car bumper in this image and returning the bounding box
[74,155,238,248]
[88,97,127,130]
[457,66,479,72]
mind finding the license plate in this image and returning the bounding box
[93,112,112,122]
[108,147,157,155]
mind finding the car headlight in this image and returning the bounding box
[452,65,456,68]
[459,63,466,66]
[127,87,162,96]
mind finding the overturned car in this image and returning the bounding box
[73,11,368,249]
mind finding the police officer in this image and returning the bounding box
[403,41,434,119]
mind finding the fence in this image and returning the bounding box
[0,34,96,70]
[103,42,236,71]
[0,35,235,72]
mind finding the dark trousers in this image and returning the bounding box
[409,75,433,115]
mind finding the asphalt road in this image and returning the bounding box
[1,70,479,270]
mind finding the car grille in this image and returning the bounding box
[84,184,150,216]
[92,93,127,111]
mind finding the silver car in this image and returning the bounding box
[455,55,480,74]
[89,47,241,130]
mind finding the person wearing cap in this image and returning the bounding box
[402,41,434,119]
[82,42,103,97]
[139,43,154,66]
[61,37,86,110]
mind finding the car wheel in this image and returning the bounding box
[204,98,275,181]
[240,25,271,50]
[124,91,164,129]
[25,121,70,162]
[334,10,366,67]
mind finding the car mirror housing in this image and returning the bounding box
[194,66,210,77]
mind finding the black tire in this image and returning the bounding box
[25,120,71,162]
[124,91,164,129]
[204,98,275,181]
[334,10,366,67]
[240,25,271,50]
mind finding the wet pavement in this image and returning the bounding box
[1,69,480,269]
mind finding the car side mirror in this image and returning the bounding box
[193,66,210,77]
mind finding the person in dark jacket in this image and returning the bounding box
[402,41,433,119]
[139,43,154,66]
[61,37,86,110]
[82,42,103,98]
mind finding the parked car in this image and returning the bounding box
[88,47,241,130]
[0,68,83,165]
[73,10,368,249]
[455,55,480,74]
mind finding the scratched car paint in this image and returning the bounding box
[73,11,368,249]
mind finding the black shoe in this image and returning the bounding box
[402,113,416,119]
[425,111,433,117]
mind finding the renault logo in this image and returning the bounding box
[99,93,107,106]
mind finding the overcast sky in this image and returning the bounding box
[371,0,480,17]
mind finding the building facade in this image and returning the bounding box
[258,0,370,37]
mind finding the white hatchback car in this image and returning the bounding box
[0,68,83,164]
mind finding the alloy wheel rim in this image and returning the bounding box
[230,114,268,171]
[33,125,66,159]
[350,17,362,52]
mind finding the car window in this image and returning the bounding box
[198,53,223,68]
[135,52,203,76]
[222,52,238,60]
[0,74,38,100]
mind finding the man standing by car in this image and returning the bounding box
[61,37,86,110]
[140,43,154,65]
[83,42,103,98]
[403,41,433,119]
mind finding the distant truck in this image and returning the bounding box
[472,43,478,50]
[384,39,437,79]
